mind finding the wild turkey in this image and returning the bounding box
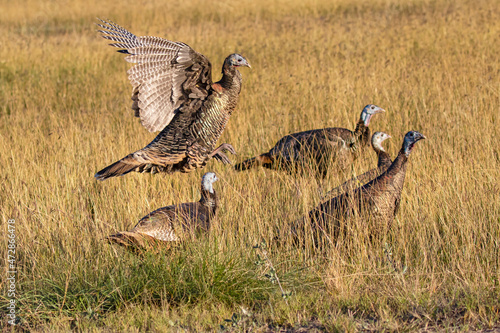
[293,131,425,244]
[94,19,250,180]
[323,131,392,199]
[234,104,385,178]
[106,172,218,249]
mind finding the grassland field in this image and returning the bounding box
[0,0,499,331]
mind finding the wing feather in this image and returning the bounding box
[97,19,213,132]
[127,61,169,86]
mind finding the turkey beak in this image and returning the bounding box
[240,57,251,68]
[416,132,426,141]
[376,108,386,114]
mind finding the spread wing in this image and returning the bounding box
[97,19,214,132]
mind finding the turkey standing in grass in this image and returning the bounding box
[106,172,218,249]
[234,104,385,178]
[293,131,425,244]
[323,131,392,199]
[94,19,250,180]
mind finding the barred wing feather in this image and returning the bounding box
[97,19,213,132]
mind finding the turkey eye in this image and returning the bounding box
[371,106,374,109]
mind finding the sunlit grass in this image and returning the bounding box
[0,0,499,330]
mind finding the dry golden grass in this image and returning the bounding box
[1,0,499,331]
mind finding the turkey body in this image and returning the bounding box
[94,19,250,180]
[235,104,385,178]
[106,172,218,249]
[324,131,392,199]
[293,131,425,244]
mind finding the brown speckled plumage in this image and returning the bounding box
[94,19,250,180]
[234,105,385,178]
[292,131,425,244]
[106,172,218,249]
[324,131,392,199]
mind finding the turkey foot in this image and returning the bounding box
[210,143,237,164]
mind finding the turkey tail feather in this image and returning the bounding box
[106,232,157,248]
[95,154,142,180]
[106,232,138,247]
[234,154,273,171]
[106,232,169,252]
[234,157,258,171]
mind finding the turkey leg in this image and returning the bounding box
[209,143,237,164]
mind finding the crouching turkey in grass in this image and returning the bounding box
[94,19,250,181]
[106,172,218,250]
[234,104,385,178]
[323,131,392,200]
[289,131,425,246]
